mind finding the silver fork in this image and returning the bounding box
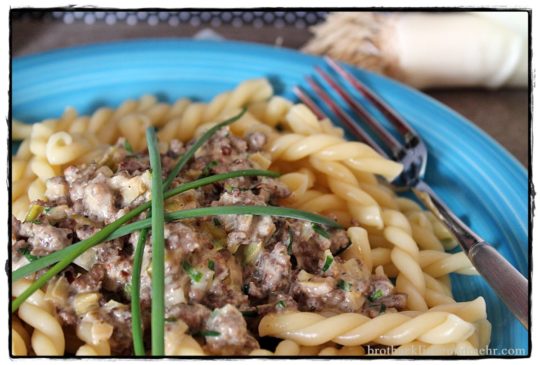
[295,57,529,329]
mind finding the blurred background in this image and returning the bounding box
[11,10,529,167]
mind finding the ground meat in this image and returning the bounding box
[12,216,21,238]
[255,177,291,203]
[164,222,201,253]
[45,176,70,204]
[18,221,73,256]
[204,304,258,355]
[71,264,106,293]
[75,223,100,241]
[362,274,407,317]
[166,303,211,333]
[363,294,408,318]
[256,295,298,317]
[11,239,27,262]
[203,251,247,309]
[246,243,291,300]
[289,221,330,273]
[329,229,351,254]
[105,304,133,356]
[117,156,150,175]
[246,132,267,151]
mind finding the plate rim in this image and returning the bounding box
[11,38,530,351]
[12,38,528,177]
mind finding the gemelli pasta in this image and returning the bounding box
[11,78,488,356]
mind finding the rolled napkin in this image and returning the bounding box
[302,12,527,89]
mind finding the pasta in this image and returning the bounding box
[11,78,487,357]
[13,279,65,356]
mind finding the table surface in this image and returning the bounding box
[11,15,529,168]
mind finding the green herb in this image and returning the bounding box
[369,289,384,302]
[163,108,247,190]
[213,217,221,227]
[275,300,286,310]
[17,247,38,262]
[286,228,293,255]
[337,279,351,292]
[201,160,218,178]
[182,261,203,282]
[124,139,134,154]
[124,282,132,297]
[165,317,177,323]
[208,260,215,271]
[322,255,334,272]
[242,284,250,295]
[12,169,278,284]
[241,310,258,318]
[131,228,148,356]
[147,127,166,356]
[44,207,52,214]
[379,303,387,314]
[312,223,330,239]
[198,330,221,337]
[224,184,234,193]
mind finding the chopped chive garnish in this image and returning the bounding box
[275,300,286,310]
[337,279,351,292]
[131,228,148,356]
[124,282,132,297]
[12,169,279,284]
[147,127,166,356]
[182,261,203,282]
[17,247,38,262]
[124,139,134,154]
[241,310,258,318]
[165,317,177,323]
[208,260,215,271]
[198,330,221,337]
[44,207,52,214]
[322,255,334,272]
[286,228,294,255]
[213,217,221,226]
[380,303,387,314]
[312,223,330,239]
[369,289,384,302]
[201,160,218,177]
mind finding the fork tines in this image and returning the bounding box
[296,57,422,160]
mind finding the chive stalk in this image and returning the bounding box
[131,228,148,356]
[146,128,166,356]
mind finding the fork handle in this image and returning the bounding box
[412,180,529,329]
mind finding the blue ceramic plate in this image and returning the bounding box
[12,39,529,354]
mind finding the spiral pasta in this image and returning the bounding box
[12,78,490,356]
[13,279,65,356]
[259,296,486,349]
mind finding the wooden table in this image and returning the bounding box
[11,16,529,167]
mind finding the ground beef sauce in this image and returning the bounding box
[12,130,406,355]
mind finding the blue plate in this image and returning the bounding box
[12,39,529,354]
